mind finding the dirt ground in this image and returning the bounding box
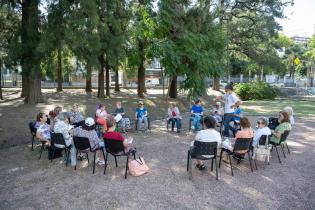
[0,88,315,210]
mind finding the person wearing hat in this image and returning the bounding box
[71,117,105,165]
[214,84,241,137]
[211,101,224,123]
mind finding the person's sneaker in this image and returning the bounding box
[191,125,195,130]
[97,160,105,166]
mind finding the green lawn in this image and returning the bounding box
[241,99,315,117]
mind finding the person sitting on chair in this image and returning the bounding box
[71,117,105,165]
[36,113,52,146]
[229,104,242,136]
[211,101,224,123]
[253,117,271,147]
[135,101,148,131]
[283,106,295,125]
[167,102,182,133]
[95,104,109,132]
[103,116,134,153]
[190,116,221,170]
[114,101,130,133]
[191,99,204,131]
[69,103,84,127]
[54,112,76,167]
[269,111,291,144]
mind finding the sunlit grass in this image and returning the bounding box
[241,99,315,117]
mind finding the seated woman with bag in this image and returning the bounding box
[269,111,291,144]
[253,117,271,147]
[95,104,110,132]
[167,102,182,133]
[113,101,131,133]
[36,112,52,146]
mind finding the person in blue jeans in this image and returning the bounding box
[167,103,182,133]
[191,100,204,131]
[214,84,241,137]
[135,101,148,131]
[229,105,242,136]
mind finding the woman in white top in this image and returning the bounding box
[167,103,182,132]
[253,117,271,147]
[191,116,222,170]
[211,101,224,123]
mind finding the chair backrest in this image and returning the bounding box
[51,132,66,146]
[104,138,124,154]
[73,136,91,151]
[29,121,37,134]
[233,138,253,152]
[258,135,271,146]
[192,141,217,156]
[280,130,290,143]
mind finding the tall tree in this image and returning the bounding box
[127,0,156,98]
[21,0,43,103]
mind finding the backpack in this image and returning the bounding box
[128,157,150,176]
[268,117,279,130]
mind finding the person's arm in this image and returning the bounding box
[36,130,44,140]
[144,108,148,117]
[135,110,138,119]
[231,94,241,109]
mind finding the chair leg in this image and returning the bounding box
[93,151,96,174]
[281,144,286,158]
[114,156,118,167]
[253,154,258,170]
[31,136,35,151]
[219,150,223,168]
[228,155,233,176]
[39,142,45,159]
[133,151,136,160]
[86,153,90,164]
[51,147,56,162]
[286,142,290,154]
[125,155,129,179]
[104,152,108,175]
[247,152,253,172]
[188,155,192,180]
[187,150,190,172]
[211,158,214,172]
[275,146,282,164]
[215,158,218,180]
[189,119,191,131]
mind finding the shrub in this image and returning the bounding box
[234,82,283,100]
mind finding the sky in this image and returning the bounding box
[277,0,315,38]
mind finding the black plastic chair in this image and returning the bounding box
[187,141,218,180]
[219,138,256,176]
[270,130,290,164]
[73,136,105,174]
[50,133,71,166]
[103,138,136,179]
[28,121,37,151]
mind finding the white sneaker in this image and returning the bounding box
[97,160,105,166]
[191,125,195,130]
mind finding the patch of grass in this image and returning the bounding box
[241,99,315,117]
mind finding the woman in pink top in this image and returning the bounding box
[95,104,109,131]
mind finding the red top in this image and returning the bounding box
[103,131,124,141]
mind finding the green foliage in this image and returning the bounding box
[235,82,283,100]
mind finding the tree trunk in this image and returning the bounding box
[24,75,43,104]
[97,55,105,98]
[0,59,3,100]
[21,0,42,104]
[86,64,92,92]
[213,77,220,91]
[114,66,120,92]
[137,41,145,98]
[105,58,110,97]
[56,48,63,92]
[169,75,177,98]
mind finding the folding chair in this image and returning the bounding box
[50,133,71,166]
[28,121,37,151]
[270,130,290,164]
[73,136,106,174]
[104,138,136,179]
[187,141,218,180]
[219,138,257,176]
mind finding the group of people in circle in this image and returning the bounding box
[32,83,295,173]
